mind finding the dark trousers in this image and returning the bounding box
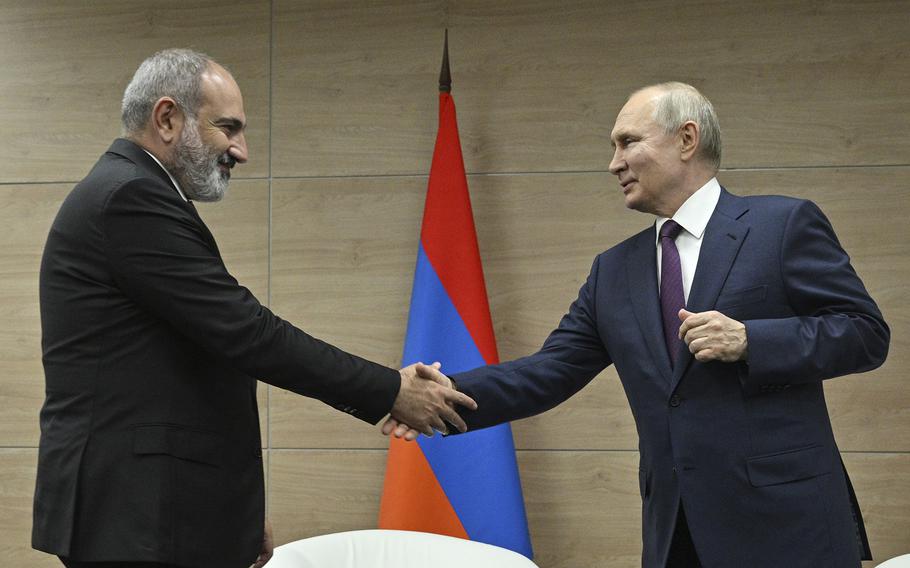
[60,558,184,568]
[666,505,703,568]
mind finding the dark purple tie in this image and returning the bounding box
[660,220,686,367]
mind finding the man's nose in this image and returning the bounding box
[229,132,248,164]
[608,148,624,175]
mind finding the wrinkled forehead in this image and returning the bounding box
[610,90,660,141]
[199,64,246,120]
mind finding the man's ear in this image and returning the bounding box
[679,120,700,162]
[151,97,183,144]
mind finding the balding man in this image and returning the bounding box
[34,48,473,568]
[388,82,889,567]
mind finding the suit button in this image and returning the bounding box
[669,394,681,407]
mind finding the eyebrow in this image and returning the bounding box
[610,130,638,147]
[610,130,627,148]
[212,117,246,131]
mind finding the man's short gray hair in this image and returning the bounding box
[643,82,722,170]
[121,48,212,135]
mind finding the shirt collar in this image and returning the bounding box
[655,177,721,241]
[142,149,188,202]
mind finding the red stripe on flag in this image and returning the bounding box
[379,437,469,538]
[420,93,499,365]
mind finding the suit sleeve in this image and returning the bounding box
[101,178,399,424]
[742,200,889,389]
[453,255,612,431]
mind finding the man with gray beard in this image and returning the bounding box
[33,48,472,568]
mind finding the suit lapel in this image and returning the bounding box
[626,230,674,383]
[670,189,750,390]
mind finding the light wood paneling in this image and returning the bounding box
[271,0,909,177]
[269,176,426,448]
[0,0,270,183]
[721,166,909,452]
[268,449,387,546]
[196,180,271,444]
[266,448,644,567]
[0,449,62,567]
[847,453,910,567]
[0,185,69,447]
[518,450,642,568]
[449,0,910,171]
[272,0,443,177]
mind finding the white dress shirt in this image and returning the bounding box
[655,177,722,304]
[142,149,188,202]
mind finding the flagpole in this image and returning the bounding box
[440,29,451,93]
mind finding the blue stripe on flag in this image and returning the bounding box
[403,244,533,556]
[403,244,486,374]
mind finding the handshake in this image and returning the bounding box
[385,362,477,441]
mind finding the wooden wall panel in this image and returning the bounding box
[0,185,69,447]
[0,0,270,183]
[269,176,425,448]
[272,0,443,177]
[268,449,387,546]
[448,0,910,171]
[518,450,642,568]
[267,449,644,566]
[0,449,60,567]
[271,0,909,177]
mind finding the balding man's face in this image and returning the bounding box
[608,90,684,217]
[195,64,248,174]
[170,65,248,202]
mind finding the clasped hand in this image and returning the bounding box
[387,362,475,441]
[678,309,748,362]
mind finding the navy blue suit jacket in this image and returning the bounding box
[454,189,889,567]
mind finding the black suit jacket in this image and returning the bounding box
[33,138,400,567]
[454,190,889,567]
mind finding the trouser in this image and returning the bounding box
[666,505,702,568]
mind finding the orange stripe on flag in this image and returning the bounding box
[378,437,468,539]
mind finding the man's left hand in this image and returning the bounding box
[678,309,748,363]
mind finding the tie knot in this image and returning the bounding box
[660,219,683,240]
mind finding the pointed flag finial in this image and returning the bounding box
[439,29,451,93]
